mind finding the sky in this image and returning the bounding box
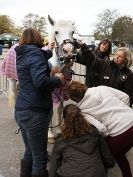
[0,0,133,35]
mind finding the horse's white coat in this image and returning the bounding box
[47,15,75,138]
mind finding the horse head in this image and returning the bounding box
[48,15,76,65]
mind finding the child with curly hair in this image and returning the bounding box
[49,104,114,177]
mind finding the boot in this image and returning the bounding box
[32,170,48,177]
[20,159,32,177]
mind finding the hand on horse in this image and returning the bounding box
[73,41,81,49]
[55,73,65,86]
[48,42,55,51]
[50,66,60,76]
[73,40,85,54]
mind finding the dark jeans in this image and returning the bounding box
[15,109,50,175]
[105,126,133,177]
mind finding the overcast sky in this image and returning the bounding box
[0,0,133,34]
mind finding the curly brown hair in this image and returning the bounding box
[67,81,87,103]
[61,104,92,140]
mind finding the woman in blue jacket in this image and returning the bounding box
[15,28,64,177]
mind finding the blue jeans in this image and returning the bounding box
[15,109,50,175]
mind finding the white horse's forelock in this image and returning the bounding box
[54,20,74,27]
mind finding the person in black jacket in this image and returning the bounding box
[15,28,64,177]
[75,43,133,107]
[93,39,112,60]
[86,39,112,87]
[49,104,115,177]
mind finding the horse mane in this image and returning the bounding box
[48,30,55,43]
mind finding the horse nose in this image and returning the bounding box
[63,43,74,55]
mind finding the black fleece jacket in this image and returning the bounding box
[76,44,133,106]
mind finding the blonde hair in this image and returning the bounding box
[116,47,133,68]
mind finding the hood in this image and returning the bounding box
[15,45,52,60]
[77,88,98,110]
[59,128,99,155]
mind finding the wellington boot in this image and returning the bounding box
[20,159,32,177]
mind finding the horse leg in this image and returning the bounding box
[8,78,18,119]
[48,102,63,143]
[8,78,17,107]
[52,102,63,137]
[48,127,55,144]
[48,108,55,144]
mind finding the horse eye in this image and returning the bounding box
[63,48,68,54]
[55,31,58,35]
[72,31,74,35]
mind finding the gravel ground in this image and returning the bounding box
[0,95,53,177]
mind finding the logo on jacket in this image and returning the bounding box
[120,74,127,81]
[104,76,109,79]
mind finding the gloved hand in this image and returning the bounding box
[73,41,81,49]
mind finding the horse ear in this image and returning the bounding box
[48,15,55,26]
[72,20,75,26]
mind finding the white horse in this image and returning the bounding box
[1,15,76,138]
[47,15,76,141]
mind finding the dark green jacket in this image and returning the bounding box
[49,128,115,177]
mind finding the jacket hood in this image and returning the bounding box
[77,88,97,110]
[15,45,52,60]
[58,128,99,155]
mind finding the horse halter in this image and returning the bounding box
[55,38,77,65]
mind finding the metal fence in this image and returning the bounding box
[72,63,86,83]
[0,71,9,98]
[0,49,9,97]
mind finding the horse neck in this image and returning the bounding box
[48,48,61,68]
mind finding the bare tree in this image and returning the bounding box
[22,13,47,36]
[94,9,118,40]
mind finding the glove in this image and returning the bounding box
[73,41,81,49]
